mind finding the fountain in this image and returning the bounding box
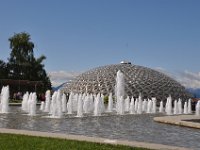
[94,93,102,116]
[1,82,199,149]
[195,100,200,116]
[100,94,105,113]
[49,90,63,118]
[142,99,147,113]
[72,93,78,112]
[173,100,178,115]
[165,95,172,115]
[44,90,51,112]
[152,98,157,113]
[22,92,29,112]
[124,96,130,112]
[89,94,94,112]
[61,93,67,112]
[83,94,92,113]
[83,94,88,113]
[137,94,142,114]
[159,101,164,113]
[67,92,73,114]
[107,93,113,112]
[40,101,45,111]
[147,99,152,113]
[118,96,125,115]
[183,101,188,114]
[27,93,33,113]
[188,99,192,114]
[0,86,10,113]
[77,94,83,117]
[28,92,37,116]
[0,80,193,118]
[56,90,63,117]
[115,70,125,115]
[178,98,183,114]
[129,97,135,114]
[134,98,138,112]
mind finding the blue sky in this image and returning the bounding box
[0,0,200,87]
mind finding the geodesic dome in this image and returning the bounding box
[62,62,191,101]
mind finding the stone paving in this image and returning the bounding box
[154,114,200,129]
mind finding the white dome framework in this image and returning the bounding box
[62,63,191,101]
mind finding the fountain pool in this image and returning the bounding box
[0,106,200,150]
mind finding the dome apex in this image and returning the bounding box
[120,60,131,64]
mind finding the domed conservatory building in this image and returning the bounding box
[62,62,191,101]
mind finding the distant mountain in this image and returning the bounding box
[52,82,67,91]
[186,88,200,98]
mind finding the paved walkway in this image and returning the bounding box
[0,128,191,150]
[154,114,200,129]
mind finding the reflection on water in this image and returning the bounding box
[0,106,200,149]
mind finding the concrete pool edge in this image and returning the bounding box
[0,128,191,150]
[154,114,200,129]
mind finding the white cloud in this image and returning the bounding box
[48,70,81,87]
[154,67,175,78]
[155,67,200,89]
[176,70,200,89]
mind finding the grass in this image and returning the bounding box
[0,133,151,150]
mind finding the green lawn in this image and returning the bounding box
[0,133,151,150]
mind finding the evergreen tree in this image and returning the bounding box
[0,59,8,78]
[7,32,51,91]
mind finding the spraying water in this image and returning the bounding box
[100,94,105,113]
[94,93,102,116]
[142,99,147,113]
[44,90,51,112]
[83,94,91,113]
[129,97,135,114]
[173,100,178,115]
[56,90,63,117]
[187,99,192,114]
[40,101,45,111]
[159,101,164,113]
[183,101,188,114]
[147,99,152,113]
[67,92,73,114]
[166,95,172,115]
[22,92,29,112]
[152,97,157,113]
[0,86,10,113]
[115,70,125,114]
[77,94,83,117]
[134,98,138,112]
[29,92,37,116]
[178,98,182,114]
[107,93,113,112]
[195,101,200,116]
[49,90,63,118]
[124,96,130,112]
[137,94,142,114]
[61,93,67,112]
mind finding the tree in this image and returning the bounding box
[7,32,51,92]
[0,59,8,78]
[8,32,34,79]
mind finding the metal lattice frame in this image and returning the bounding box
[62,63,191,101]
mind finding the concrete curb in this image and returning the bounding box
[0,128,191,150]
[9,103,41,106]
[154,115,200,129]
